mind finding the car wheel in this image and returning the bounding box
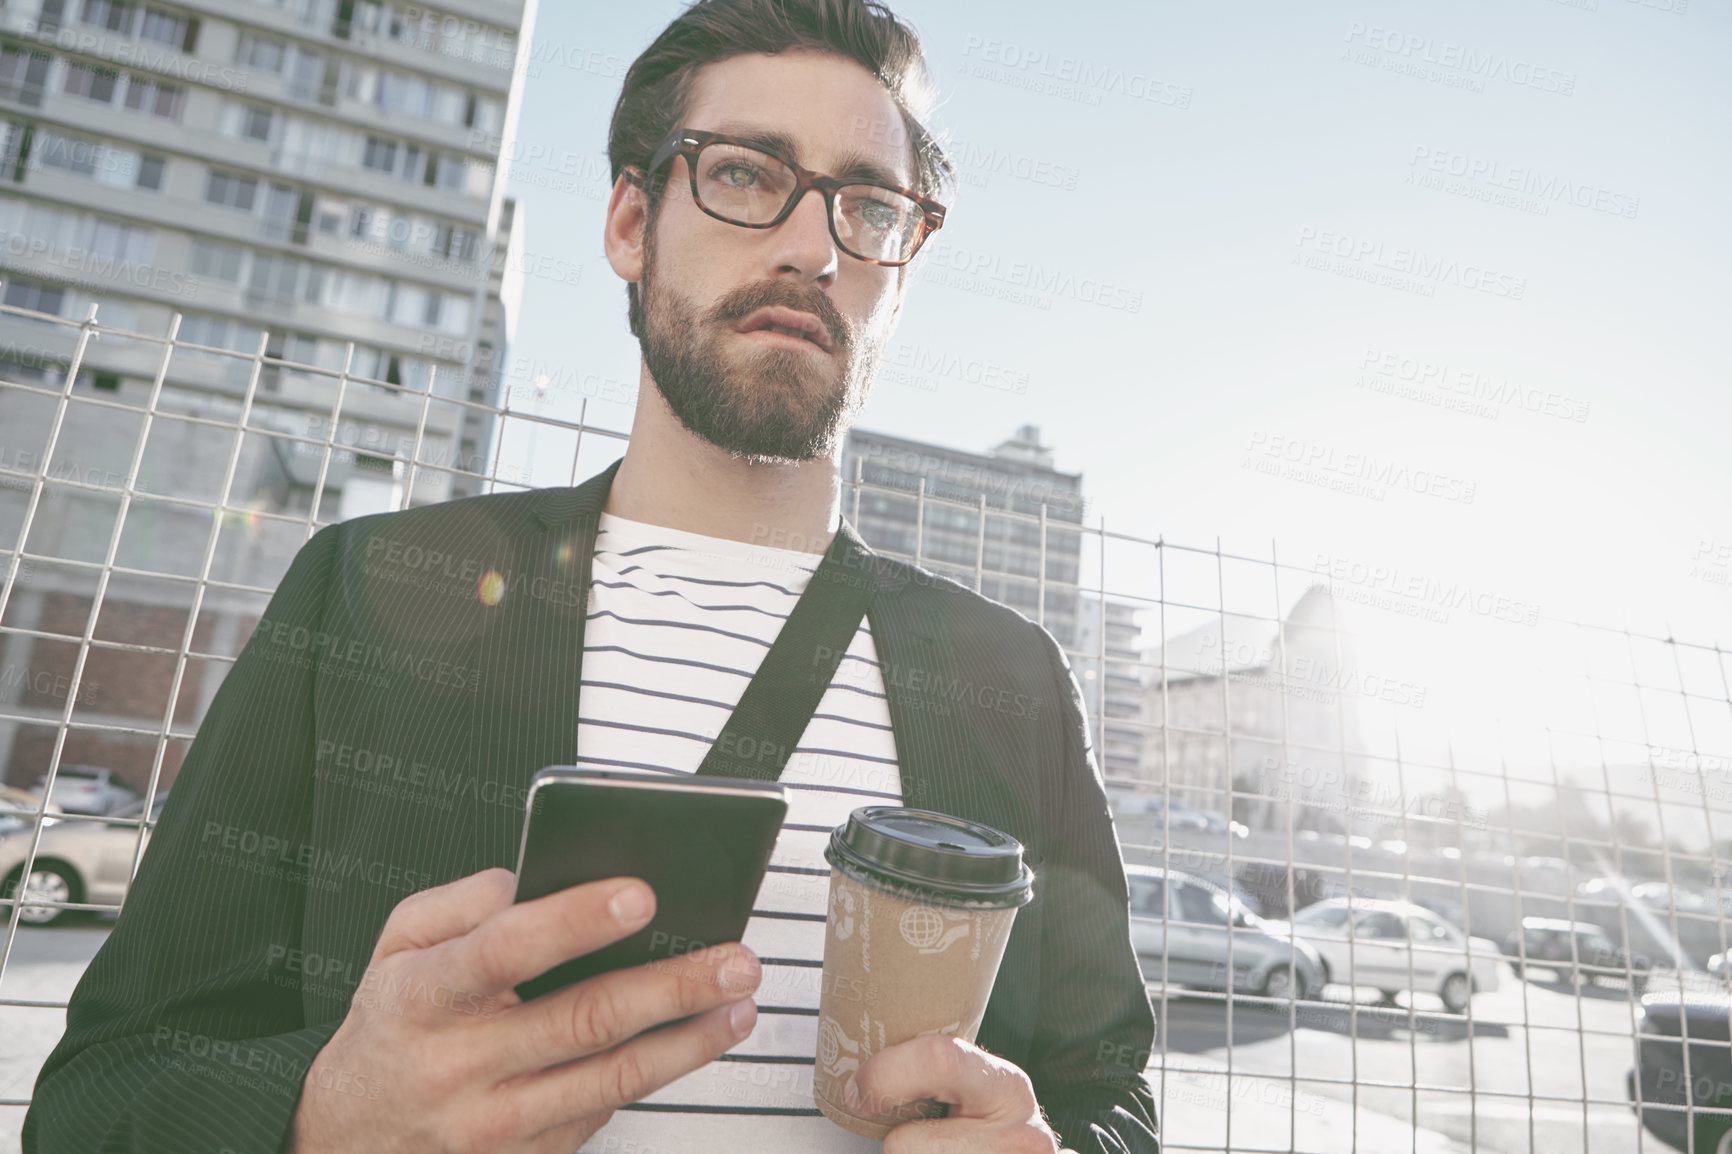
[1441,972,1472,1014]
[1262,965,1295,1001]
[2,861,82,927]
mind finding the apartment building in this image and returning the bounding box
[0,0,535,792]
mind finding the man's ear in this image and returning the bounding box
[604,168,649,284]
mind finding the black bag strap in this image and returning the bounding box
[697,521,878,783]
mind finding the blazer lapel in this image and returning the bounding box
[466,459,621,872]
[864,563,1033,838]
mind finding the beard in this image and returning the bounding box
[638,250,881,463]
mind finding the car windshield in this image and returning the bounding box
[1294,904,1351,929]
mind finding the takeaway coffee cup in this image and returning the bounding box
[813,807,1035,1139]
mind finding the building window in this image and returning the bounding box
[247,254,324,304]
[88,219,150,263]
[63,62,120,104]
[240,105,272,140]
[361,136,397,174]
[34,129,101,177]
[136,153,164,189]
[205,169,259,211]
[189,238,243,283]
[259,183,300,242]
[433,154,466,191]
[79,0,135,33]
[0,48,52,106]
[236,32,287,74]
[123,77,183,119]
[76,367,121,391]
[3,276,67,316]
[139,8,195,50]
[432,222,478,262]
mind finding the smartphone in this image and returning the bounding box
[511,766,788,1002]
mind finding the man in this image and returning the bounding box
[22,1,1158,1151]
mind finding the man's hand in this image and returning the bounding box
[288,867,761,1154]
[843,1035,1076,1154]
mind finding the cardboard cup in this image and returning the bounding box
[812,866,1020,1139]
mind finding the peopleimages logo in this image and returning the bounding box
[0,229,192,299]
[1407,147,1640,220]
[251,615,483,692]
[917,243,1143,313]
[1294,227,1526,300]
[959,36,1193,109]
[1244,430,1477,505]
[1343,22,1577,95]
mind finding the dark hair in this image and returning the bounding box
[608,0,953,336]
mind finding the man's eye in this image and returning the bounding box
[715,163,760,187]
[853,199,906,233]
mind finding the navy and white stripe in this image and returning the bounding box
[577,513,898,1154]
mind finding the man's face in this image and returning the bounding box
[631,51,916,462]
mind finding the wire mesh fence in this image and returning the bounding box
[2,300,1730,1154]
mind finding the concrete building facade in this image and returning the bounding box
[0,0,535,793]
[842,424,1087,646]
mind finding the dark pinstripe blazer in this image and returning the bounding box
[22,460,1158,1154]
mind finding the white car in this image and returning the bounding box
[1276,898,1502,1013]
[0,792,167,925]
[34,766,139,816]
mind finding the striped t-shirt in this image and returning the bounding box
[576,511,900,1153]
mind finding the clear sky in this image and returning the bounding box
[495,0,1731,780]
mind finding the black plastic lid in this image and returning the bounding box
[825,807,1034,908]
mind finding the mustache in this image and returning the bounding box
[705,280,851,351]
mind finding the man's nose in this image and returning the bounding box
[768,186,839,284]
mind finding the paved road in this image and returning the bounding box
[0,920,115,1154]
[1149,963,1656,1154]
[0,925,1666,1154]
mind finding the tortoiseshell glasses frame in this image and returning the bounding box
[628,127,947,267]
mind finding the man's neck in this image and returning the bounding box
[603,376,842,555]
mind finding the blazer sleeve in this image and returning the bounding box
[22,522,346,1154]
[1025,621,1160,1154]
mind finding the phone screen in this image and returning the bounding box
[512,767,788,1001]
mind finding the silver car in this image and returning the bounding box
[1278,897,1502,1013]
[0,791,167,926]
[1126,865,1324,1000]
[34,765,140,816]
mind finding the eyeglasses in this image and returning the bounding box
[632,128,946,267]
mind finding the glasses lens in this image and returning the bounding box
[692,141,796,225]
[834,184,924,263]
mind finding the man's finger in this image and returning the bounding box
[435,875,656,996]
[486,939,760,1075]
[848,1036,1036,1125]
[372,867,517,960]
[882,1116,1059,1154]
[509,998,758,1125]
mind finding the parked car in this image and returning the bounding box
[1504,917,1651,994]
[1629,989,1732,1153]
[1125,865,1324,1001]
[1275,897,1502,1013]
[1411,896,1467,930]
[32,766,139,816]
[0,786,63,836]
[0,791,167,926]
